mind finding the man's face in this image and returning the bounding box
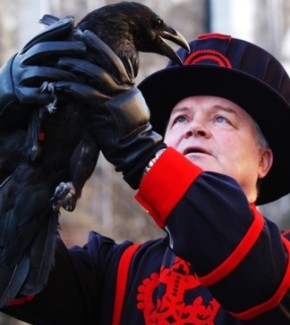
[164,96,273,202]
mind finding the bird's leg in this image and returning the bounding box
[25,82,58,161]
[51,130,99,212]
[25,108,46,161]
[50,181,76,212]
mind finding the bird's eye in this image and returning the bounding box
[154,18,164,28]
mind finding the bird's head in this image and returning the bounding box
[119,2,190,65]
[77,2,190,79]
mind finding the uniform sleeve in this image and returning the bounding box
[136,147,290,323]
[2,231,131,325]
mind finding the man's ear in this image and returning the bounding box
[258,148,273,179]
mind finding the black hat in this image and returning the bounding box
[138,33,290,205]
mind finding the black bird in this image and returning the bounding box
[0,1,190,306]
[76,1,189,78]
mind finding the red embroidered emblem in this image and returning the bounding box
[137,257,220,324]
[184,50,232,68]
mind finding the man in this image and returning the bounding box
[1,20,290,325]
[163,95,272,204]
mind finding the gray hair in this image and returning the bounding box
[253,120,269,149]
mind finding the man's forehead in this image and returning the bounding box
[170,96,241,115]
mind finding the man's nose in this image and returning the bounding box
[185,120,210,138]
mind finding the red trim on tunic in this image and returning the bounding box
[112,243,141,325]
[229,236,290,320]
[198,204,264,286]
[135,147,202,228]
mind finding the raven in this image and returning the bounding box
[76,1,189,78]
[0,1,189,306]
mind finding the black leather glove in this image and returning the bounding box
[95,87,166,188]
[0,16,87,129]
[54,30,166,188]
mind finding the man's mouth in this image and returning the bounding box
[183,146,210,156]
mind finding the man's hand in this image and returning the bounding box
[55,30,166,188]
[96,87,166,188]
[0,16,86,128]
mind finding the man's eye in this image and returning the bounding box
[215,115,227,124]
[173,115,187,124]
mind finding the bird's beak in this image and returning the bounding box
[158,29,190,65]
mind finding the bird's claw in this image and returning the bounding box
[45,99,58,114]
[27,144,41,161]
[40,81,58,113]
[51,182,76,212]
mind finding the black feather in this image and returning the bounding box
[0,1,189,306]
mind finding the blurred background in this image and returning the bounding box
[0,0,290,323]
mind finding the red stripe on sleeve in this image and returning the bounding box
[198,204,264,286]
[135,147,202,228]
[230,236,290,319]
[112,243,141,325]
[8,295,35,306]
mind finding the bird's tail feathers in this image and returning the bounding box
[20,209,60,296]
[0,202,59,304]
[0,255,30,307]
